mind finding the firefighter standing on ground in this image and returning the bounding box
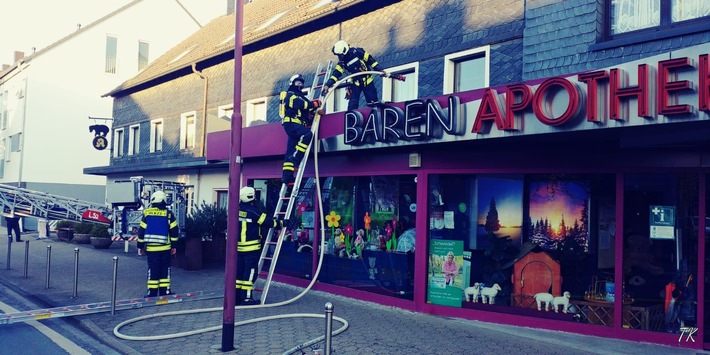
[322,39,384,110]
[236,186,291,305]
[137,191,179,297]
[281,74,322,185]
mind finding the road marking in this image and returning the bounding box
[0,301,90,355]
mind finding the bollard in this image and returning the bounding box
[324,302,334,355]
[72,248,80,298]
[45,245,52,289]
[6,237,11,270]
[111,256,118,315]
[23,240,29,278]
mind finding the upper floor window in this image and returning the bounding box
[113,128,124,157]
[180,112,196,150]
[325,87,349,114]
[0,91,6,129]
[382,63,418,103]
[246,98,266,126]
[218,104,233,121]
[609,0,710,36]
[150,119,163,153]
[138,41,149,71]
[128,124,140,155]
[105,35,118,74]
[443,46,490,95]
[9,133,21,152]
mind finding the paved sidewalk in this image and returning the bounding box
[0,230,706,354]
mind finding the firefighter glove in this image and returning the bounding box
[322,85,330,95]
[312,99,322,108]
[380,71,388,77]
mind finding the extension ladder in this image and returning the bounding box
[254,62,333,304]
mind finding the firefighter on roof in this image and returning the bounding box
[137,190,179,297]
[323,39,384,110]
[280,74,322,185]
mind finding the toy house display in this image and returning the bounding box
[511,250,561,308]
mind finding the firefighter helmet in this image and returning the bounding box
[150,191,167,204]
[240,186,256,203]
[289,74,305,87]
[332,40,349,55]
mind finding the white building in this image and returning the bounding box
[0,0,228,214]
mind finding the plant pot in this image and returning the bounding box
[73,233,91,244]
[90,237,113,249]
[183,238,203,270]
[57,228,74,242]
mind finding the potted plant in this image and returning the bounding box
[56,220,75,242]
[180,212,203,270]
[89,223,113,249]
[73,221,94,244]
[193,201,227,267]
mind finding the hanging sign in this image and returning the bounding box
[649,205,675,240]
[89,124,110,151]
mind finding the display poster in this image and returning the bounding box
[427,239,464,307]
[476,177,523,250]
[527,179,590,252]
[649,205,675,240]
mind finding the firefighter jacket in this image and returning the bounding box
[325,47,379,88]
[137,205,178,252]
[280,89,318,126]
[238,201,281,253]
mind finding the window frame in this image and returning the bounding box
[246,97,267,126]
[443,46,490,95]
[128,124,140,156]
[382,62,419,103]
[218,104,234,121]
[149,119,163,153]
[138,40,149,71]
[113,128,124,158]
[325,86,349,114]
[105,35,118,74]
[180,112,197,150]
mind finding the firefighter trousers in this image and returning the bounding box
[146,249,171,296]
[236,250,260,302]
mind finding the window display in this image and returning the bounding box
[428,173,617,327]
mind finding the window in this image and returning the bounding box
[113,128,124,157]
[216,190,228,210]
[150,119,163,153]
[128,124,139,155]
[218,104,233,121]
[105,35,118,74]
[138,41,149,71]
[10,133,21,152]
[443,46,490,95]
[609,0,710,37]
[1,138,7,162]
[0,91,6,129]
[246,98,266,126]
[382,63,419,103]
[325,87,349,114]
[180,112,196,150]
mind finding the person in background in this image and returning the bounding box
[137,191,178,297]
[5,215,21,242]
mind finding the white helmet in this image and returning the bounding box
[289,74,305,86]
[240,186,255,203]
[332,40,349,55]
[150,191,167,204]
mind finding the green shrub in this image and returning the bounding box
[74,221,94,234]
[90,224,111,238]
[56,220,75,229]
[185,201,227,241]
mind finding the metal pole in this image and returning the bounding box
[72,248,79,298]
[111,256,118,315]
[324,302,334,355]
[23,240,29,278]
[222,0,245,351]
[124,240,129,254]
[6,237,11,270]
[45,245,51,289]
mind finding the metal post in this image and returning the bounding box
[324,302,334,355]
[6,237,11,270]
[45,245,52,289]
[111,256,118,315]
[72,248,79,298]
[23,240,29,278]
[124,240,129,254]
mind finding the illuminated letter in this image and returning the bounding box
[700,54,710,112]
[578,70,608,122]
[657,57,693,116]
[380,106,404,143]
[609,65,652,120]
[471,88,506,133]
[404,100,425,139]
[532,77,581,126]
[344,111,365,146]
[505,84,532,130]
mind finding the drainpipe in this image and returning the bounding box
[191,63,208,157]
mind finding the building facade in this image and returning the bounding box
[90,0,710,349]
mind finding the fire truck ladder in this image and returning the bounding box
[0,184,112,224]
[255,62,333,304]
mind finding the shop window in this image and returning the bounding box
[443,46,489,95]
[705,174,710,344]
[382,63,418,103]
[606,0,710,39]
[427,173,617,327]
[623,173,698,334]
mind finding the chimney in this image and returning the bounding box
[227,0,234,14]
[14,51,24,63]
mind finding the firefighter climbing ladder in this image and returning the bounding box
[0,184,112,224]
[255,61,333,304]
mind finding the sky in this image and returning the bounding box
[0,0,228,65]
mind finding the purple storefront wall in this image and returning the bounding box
[206,118,707,349]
